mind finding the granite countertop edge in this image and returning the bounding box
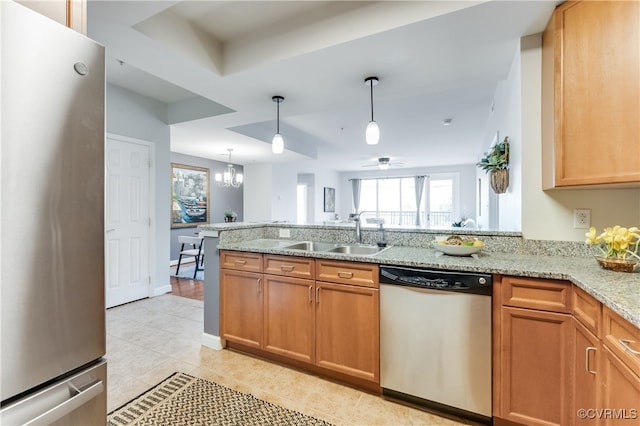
[216,239,640,329]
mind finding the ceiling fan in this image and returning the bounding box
[362,157,404,170]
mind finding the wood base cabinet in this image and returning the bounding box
[315,281,379,382]
[496,278,640,426]
[499,306,572,426]
[220,251,380,386]
[220,269,263,349]
[263,274,315,363]
[601,346,640,425]
[572,317,600,425]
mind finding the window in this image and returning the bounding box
[358,174,457,228]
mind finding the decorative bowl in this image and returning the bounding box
[433,241,483,257]
[595,256,638,273]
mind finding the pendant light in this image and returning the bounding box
[272,95,284,154]
[364,76,380,145]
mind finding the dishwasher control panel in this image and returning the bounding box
[380,266,492,295]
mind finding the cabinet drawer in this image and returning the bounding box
[501,276,571,313]
[572,285,601,336]
[603,306,640,377]
[220,250,262,272]
[263,255,315,279]
[316,260,378,288]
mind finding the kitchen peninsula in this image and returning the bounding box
[200,222,640,425]
[201,222,639,327]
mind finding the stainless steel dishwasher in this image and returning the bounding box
[379,265,492,424]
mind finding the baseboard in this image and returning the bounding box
[169,258,195,267]
[201,332,225,351]
[153,285,172,297]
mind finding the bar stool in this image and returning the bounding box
[176,235,204,279]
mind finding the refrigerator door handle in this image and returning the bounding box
[2,380,104,426]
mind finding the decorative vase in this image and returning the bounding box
[595,256,638,273]
[490,169,509,194]
[224,216,236,223]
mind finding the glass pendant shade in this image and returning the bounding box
[366,120,380,145]
[236,173,243,184]
[272,133,284,154]
[272,95,285,154]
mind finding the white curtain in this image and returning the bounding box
[414,176,425,226]
[351,179,361,213]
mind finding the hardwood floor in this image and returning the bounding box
[170,275,204,301]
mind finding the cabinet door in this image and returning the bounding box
[499,306,572,426]
[573,317,600,425]
[17,0,86,34]
[601,346,640,426]
[545,0,640,186]
[220,269,263,348]
[263,275,315,363]
[315,281,379,382]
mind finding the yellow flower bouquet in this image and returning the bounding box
[585,225,640,272]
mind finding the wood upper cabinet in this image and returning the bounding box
[263,274,315,363]
[542,0,640,188]
[17,0,86,34]
[219,269,263,349]
[315,281,379,382]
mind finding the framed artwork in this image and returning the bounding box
[171,163,210,228]
[324,187,335,212]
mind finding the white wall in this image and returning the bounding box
[478,44,523,232]
[520,35,640,241]
[243,163,273,222]
[105,83,171,293]
[243,161,340,223]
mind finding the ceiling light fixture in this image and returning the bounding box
[272,95,284,154]
[364,76,380,145]
[378,157,390,170]
[443,118,453,126]
[215,148,243,188]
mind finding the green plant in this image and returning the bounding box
[477,136,509,172]
[224,209,236,218]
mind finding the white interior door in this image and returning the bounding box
[105,136,151,308]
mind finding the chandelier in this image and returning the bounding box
[215,149,243,188]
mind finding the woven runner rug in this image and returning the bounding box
[107,372,333,426]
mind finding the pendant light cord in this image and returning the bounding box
[276,100,280,134]
[370,81,374,121]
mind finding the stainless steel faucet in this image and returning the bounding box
[352,211,365,243]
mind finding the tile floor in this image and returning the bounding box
[106,294,469,425]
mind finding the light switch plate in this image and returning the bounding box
[573,209,591,229]
[279,229,291,238]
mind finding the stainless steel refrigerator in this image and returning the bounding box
[1,1,107,424]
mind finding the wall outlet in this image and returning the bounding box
[573,209,591,229]
[278,229,291,238]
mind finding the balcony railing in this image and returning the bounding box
[360,211,453,228]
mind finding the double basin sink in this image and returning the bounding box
[282,241,389,256]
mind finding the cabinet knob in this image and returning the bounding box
[337,271,354,279]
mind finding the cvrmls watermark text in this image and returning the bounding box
[577,408,638,420]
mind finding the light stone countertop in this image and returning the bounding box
[216,238,640,329]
